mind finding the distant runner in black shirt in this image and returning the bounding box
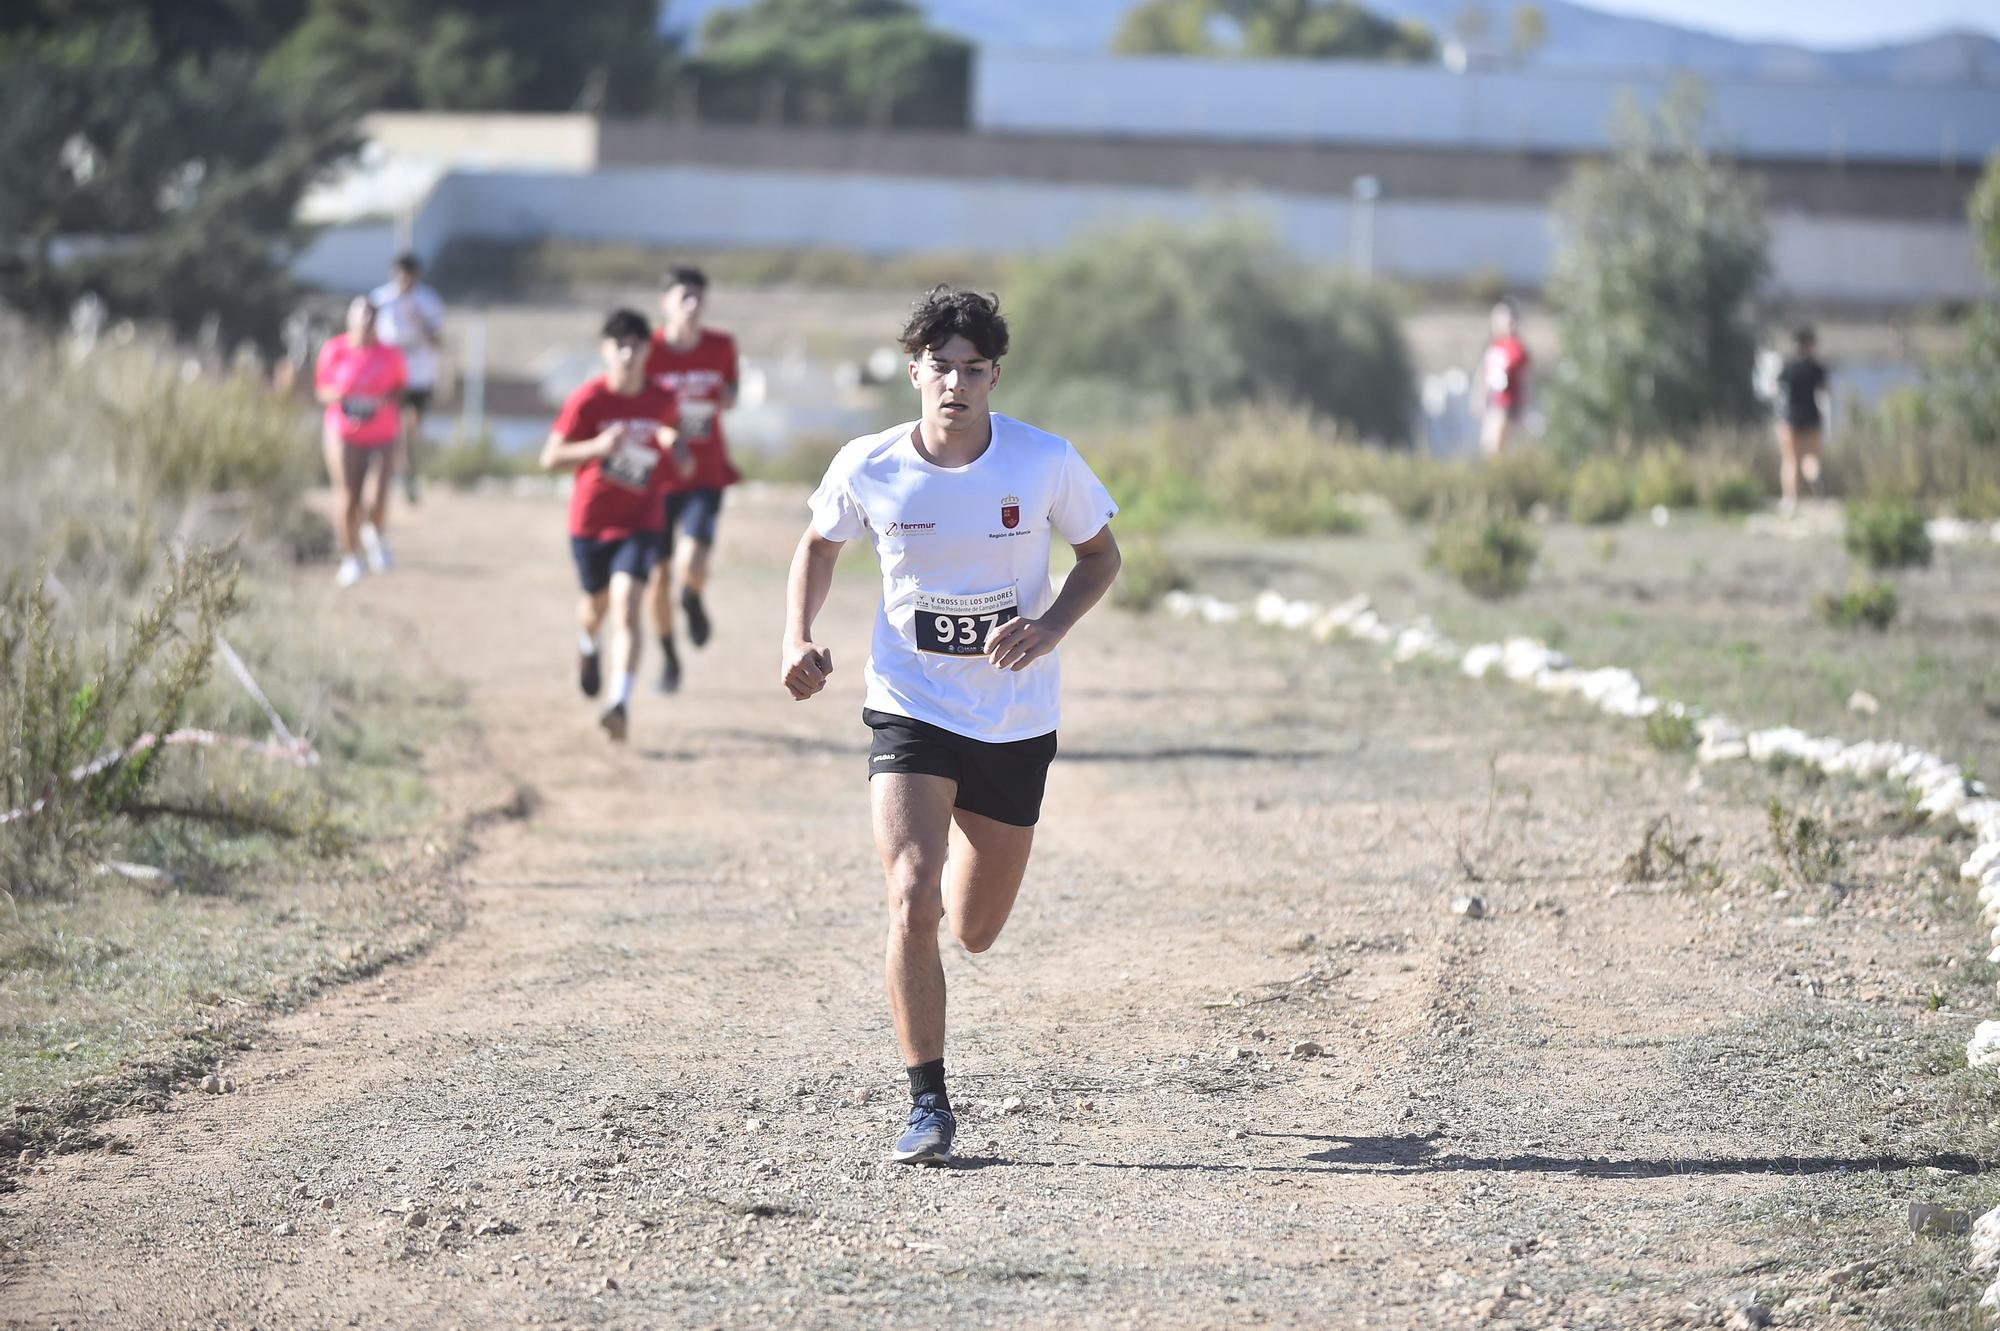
[1774,325,1830,515]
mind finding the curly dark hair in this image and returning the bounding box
[898,285,1009,361]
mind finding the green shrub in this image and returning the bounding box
[1207,416,1367,536]
[1,344,315,576]
[1,553,241,895]
[1814,579,1898,630]
[1698,459,1766,514]
[736,434,844,487]
[1112,536,1191,612]
[1477,448,1570,517]
[1373,453,1465,523]
[1545,85,1768,448]
[1836,393,2000,514]
[426,433,541,490]
[1568,457,1634,524]
[0,338,354,894]
[1767,797,1845,888]
[1643,709,1697,752]
[1427,514,1539,599]
[1005,218,1416,442]
[1843,499,1932,570]
[1085,417,1217,534]
[1632,446,1698,510]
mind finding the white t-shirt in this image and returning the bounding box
[368,281,446,389]
[809,413,1118,743]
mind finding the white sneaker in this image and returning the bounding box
[359,523,393,574]
[335,555,366,588]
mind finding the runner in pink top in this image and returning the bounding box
[314,296,407,587]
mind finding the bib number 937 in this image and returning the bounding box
[914,588,1019,656]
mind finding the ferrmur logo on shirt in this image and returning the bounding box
[884,520,936,536]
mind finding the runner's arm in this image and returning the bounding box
[313,347,341,405]
[655,424,691,478]
[987,524,1122,673]
[781,527,844,700]
[539,427,618,471]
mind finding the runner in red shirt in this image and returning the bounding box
[314,296,407,588]
[643,265,742,693]
[1479,300,1531,457]
[541,309,688,743]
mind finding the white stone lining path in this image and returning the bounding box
[1164,583,2000,1314]
[1743,509,2000,547]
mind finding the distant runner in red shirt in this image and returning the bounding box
[314,296,407,589]
[1479,300,1531,457]
[643,265,742,694]
[541,308,688,743]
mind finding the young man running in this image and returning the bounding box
[1775,325,1831,516]
[314,296,407,589]
[370,253,446,506]
[644,266,741,693]
[779,288,1122,1166]
[542,309,686,742]
[1479,299,1531,457]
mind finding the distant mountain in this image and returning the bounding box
[663,0,2000,83]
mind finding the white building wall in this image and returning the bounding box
[292,220,399,294]
[294,165,1987,305]
[973,50,2000,165]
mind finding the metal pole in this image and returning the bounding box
[1352,175,1381,283]
[463,310,486,442]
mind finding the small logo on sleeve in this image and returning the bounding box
[1000,495,1020,530]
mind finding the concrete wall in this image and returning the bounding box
[973,50,2000,166]
[319,163,1983,304]
[597,120,1977,222]
[361,112,601,170]
[292,220,399,295]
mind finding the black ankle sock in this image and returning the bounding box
[660,635,678,661]
[906,1059,948,1108]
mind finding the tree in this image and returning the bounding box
[1914,154,2000,445]
[1113,0,1437,62]
[681,0,972,127]
[268,0,673,114]
[1003,218,1415,443]
[0,16,363,350]
[1545,84,1770,450]
[1113,0,1218,55]
[1508,3,1548,62]
[1451,4,1490,54]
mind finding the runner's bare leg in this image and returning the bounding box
[944,808,1034,953]
[607,572,643,678]
[681,538,714,598]
[874,773,955,1065]
[578,589,609,644]
[648,562,677,640]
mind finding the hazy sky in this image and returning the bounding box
[1583,0,2000,47]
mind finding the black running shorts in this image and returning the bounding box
[863,708,1058,828]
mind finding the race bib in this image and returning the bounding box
[341,395,380,423]
[602,425,661,491]
[914,587,1018,656]
[681,400,718,443]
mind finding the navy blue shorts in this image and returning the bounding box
[662,488,725,559]
[569,532,663,594]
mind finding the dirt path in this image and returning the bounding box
[2,488,1988,1330]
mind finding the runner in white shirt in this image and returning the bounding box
[780,287,1122,1166]
[370,253,446,511]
